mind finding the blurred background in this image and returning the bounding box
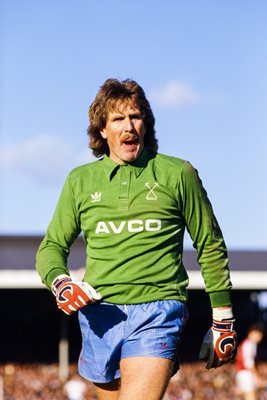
[1,1,267,399]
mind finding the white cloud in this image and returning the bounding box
[149,81,201,108]
[0,134,96,184]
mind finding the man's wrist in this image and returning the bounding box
[212,306,234,321]
[51,274,71,296]
[45,269,70,290]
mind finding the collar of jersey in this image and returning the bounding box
[103,148,155,181]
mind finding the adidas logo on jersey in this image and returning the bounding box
[91,192,102,203]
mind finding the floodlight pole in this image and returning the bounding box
[59,314,69,380]
[0,375,3,400]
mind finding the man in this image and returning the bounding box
[36,78,236,400]
[235,323,265,400]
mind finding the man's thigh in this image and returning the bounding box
[94,358,173,400]
[94,379,121,400]
[119,356,174,400]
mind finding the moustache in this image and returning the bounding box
[121,134,139,143]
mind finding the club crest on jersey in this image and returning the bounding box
[91,192,102,203]
[145,182,159,200]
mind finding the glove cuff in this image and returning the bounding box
[212,307,233,321]
[212,319,235,332]
[51,274,71,296]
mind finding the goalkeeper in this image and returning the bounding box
[36,78,236,400]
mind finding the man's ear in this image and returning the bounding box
[100,129,107,139]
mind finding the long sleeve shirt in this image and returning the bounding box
[36,148,232,307]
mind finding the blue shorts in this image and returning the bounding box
[78,300,188,383]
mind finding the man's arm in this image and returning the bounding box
[36,172,102,314]
[36,173,81,289]
[179,162,236,368]
[179,161,232,307]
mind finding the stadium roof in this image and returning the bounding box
[0,235,266,289]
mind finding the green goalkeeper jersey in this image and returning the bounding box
[36,149,232,307]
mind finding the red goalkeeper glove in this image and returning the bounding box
[52,274,102,315]
[199,308,237,369]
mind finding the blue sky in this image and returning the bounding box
[1,0,266,249]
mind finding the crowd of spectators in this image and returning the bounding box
[1,361,267,400]
[1,364,96,400]
[166,362,267,399]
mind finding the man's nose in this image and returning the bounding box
[124,117,134,131]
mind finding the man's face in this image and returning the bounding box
[250,330,264,343]
[100,101,146,164]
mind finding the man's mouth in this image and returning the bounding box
[123,139,138,145]
[121,135,139,146]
